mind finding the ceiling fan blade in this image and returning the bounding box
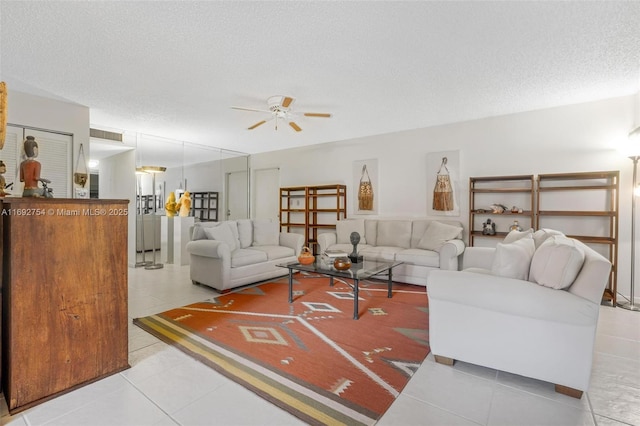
[289,121,302,132]
[282,96,294,108]
[303,112,332,118]
[231,106,270,113]
[248,120,268,130]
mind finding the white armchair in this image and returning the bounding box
[428,234,611,398]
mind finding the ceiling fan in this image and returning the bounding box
[231,95,331,132]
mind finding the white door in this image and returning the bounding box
[253,167,280,220]
[226,170,248,220]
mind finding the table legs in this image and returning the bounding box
[287,269,294,303]
[353,278,359,319]
[286,267,396,320]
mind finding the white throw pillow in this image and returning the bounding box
[336,219,367,244]
[503,228,534,244]
[490,237,536,280]
[204,223,238,251]
[252,220,280,246]
[377,220,412,248]
[529,236,585,290]
[191,223,211,241]
[417,221,463,251]
[532,228,565,249]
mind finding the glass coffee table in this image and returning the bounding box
[277,259,403,319]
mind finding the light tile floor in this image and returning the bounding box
[2,261,639,426]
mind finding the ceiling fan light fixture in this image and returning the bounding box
[234,95,331,132]
[248,120,267,130]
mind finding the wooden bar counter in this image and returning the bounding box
[1,198,130,414]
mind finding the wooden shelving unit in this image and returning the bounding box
[280,184,347,254]
[190,191,219,221]
[136,194,154,214]
[469,175,535,247]
[536,171,619,304]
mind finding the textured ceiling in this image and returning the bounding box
[2,1,640,156]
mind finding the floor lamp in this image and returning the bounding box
[135,168,151,267]
[142,165,166,270]
[619,126,640,311]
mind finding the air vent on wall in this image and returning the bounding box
[90,128,123,142]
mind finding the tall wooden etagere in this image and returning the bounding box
[468,171,619,305]
[279,184,347,254]
[536,171,619,304]
[468,175,535,247]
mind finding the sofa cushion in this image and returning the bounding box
[428,270,600,327]
[532,228,565,249]
[360,246,404,262]
[192,222,218,241]
[529,235,585,290]
[396,248,440,268]
[417,221,463,251]
[490,237,536,280]
[253,219,280,246]
[503,228,534,244]
[248,245,295,261]
[237,219,253,248]
[204,222,239,251]
[326,243,371,255]
[231,248,268,267]
[364,220,378,246]
[376,220,412,248]
[336,219,367,244]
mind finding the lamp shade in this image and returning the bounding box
[141,165,166,173]
[620,126,640,158]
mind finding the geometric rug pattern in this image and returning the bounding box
[133,273,429,425]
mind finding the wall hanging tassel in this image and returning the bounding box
[358,164,374,210]
[74,143,88,187]
[433,157,454,211]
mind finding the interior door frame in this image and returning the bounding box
[225,169,249,220]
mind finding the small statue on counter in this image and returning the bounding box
[165,192,178,217]
[349,231,363,263]
[177,191,191,217]
[20,136,44,197]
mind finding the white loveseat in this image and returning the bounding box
[428,229,611,398]
[318,218,465,286]
[186,219,304,292]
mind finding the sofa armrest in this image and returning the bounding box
[279,232,304,256]
[461,247,496,270]
[317,232,337,254]
[186,239,231,259]
[439,239,466,270]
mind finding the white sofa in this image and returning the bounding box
[428,229,611,398]
[186,219,304,292]
[318,218,465,286]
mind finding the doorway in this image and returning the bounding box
[226,170,249,220]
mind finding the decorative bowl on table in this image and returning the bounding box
[298,247,315,265]
[333,257,352,271]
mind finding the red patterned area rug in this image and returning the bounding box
[133,273,429,425]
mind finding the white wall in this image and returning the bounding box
[7,90,91,196]
[98,150,137,266]
[250,94,638,301]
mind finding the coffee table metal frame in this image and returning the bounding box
[278,259,403,319]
